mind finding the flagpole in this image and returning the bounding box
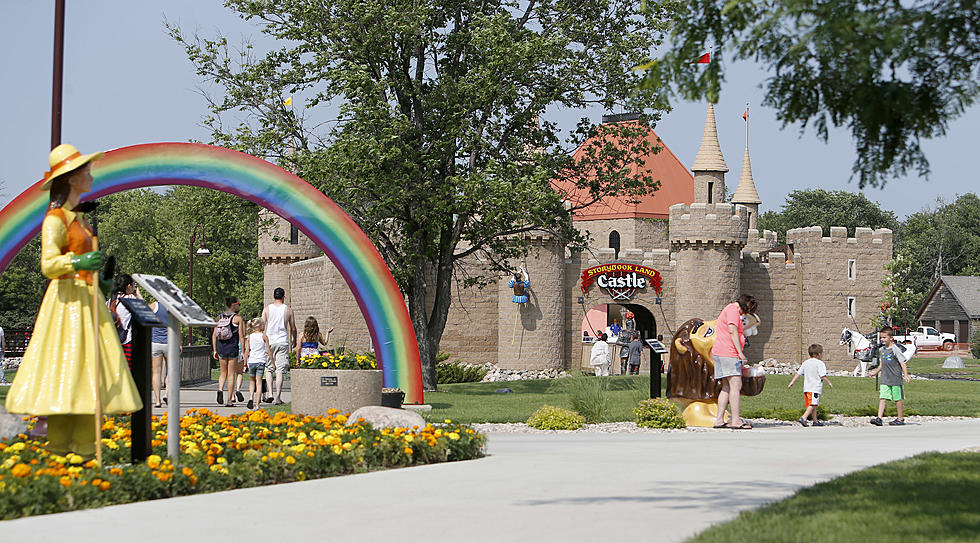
[745,102,749,148]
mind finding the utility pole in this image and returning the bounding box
[51,0,66,149]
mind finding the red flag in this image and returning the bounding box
[692,52,710,64]
[742,109,748,121]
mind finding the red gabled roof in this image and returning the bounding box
[552,123,694,220]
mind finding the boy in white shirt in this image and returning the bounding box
[787,344,834,427]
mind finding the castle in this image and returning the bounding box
[259,105,892,372]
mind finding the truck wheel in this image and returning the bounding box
[943,341,954,351]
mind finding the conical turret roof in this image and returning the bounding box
[731,147,761,204]
[691,103,728,172]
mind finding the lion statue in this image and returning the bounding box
[666,315,766,426]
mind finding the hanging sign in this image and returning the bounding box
[580,263,662,300]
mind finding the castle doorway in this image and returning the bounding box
[579,302,657,374]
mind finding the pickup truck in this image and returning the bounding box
[893,326,956,351]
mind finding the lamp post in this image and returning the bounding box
[188,224,211,345]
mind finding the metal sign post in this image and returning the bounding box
[132,274,215,461]
[117,297,164,464]
[645,338,668,399]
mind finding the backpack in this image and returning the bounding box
[215,313,235,341]
[108,298,129,343]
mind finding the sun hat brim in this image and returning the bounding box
[40,150,105,190]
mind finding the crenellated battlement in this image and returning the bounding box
[786,225,893,249]
[668,202,749,247]
[744,229,778,253]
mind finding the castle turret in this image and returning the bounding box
[691,103,728,204]
[258,211,322,305]
[669,203,749,322]
[731,147,762,230]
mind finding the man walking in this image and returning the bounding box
[262,287,297,405]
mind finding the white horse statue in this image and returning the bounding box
[840,327,917,377]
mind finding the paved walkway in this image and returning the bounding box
[149,380,291,418]
[2,418,978,541]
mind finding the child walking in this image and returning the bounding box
[787,344,834,426]
[869,327,911,426]
[242,317,274,410]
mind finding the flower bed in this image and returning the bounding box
[0,409,485,520]
[294,350,377,370]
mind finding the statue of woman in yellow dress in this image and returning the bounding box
[4,144,142,456]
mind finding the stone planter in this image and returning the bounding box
[291,369,383,416]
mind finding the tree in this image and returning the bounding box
[0,238,45,329]
[758,189,898,244]
[170,0,676,389]
[642,0,980,188]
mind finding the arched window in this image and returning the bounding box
[609,230,621,259]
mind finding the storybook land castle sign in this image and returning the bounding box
[580,263,663,301]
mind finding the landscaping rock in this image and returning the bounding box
[348,406,426,429]
[0,405,27,440]
[942,356,965,369]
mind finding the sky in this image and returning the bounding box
[1,1,976,219]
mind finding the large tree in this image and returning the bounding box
[643,0,980,188]
[758,189,898,244]
[170,0,675,389]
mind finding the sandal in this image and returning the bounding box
[153,403,163,408]
[730,422,753,430]
[712,422,730,429]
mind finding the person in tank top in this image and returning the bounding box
[242,318,274,410]
[149,299,170,407]
[212,296,244,407]
[262,287,297,405]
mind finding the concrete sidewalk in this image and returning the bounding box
[149,380,291,418]
[2,419,978,542]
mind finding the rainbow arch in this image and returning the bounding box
[0,142,423,404]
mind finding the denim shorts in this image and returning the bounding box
[713,355,743,379]
[247,363,265,377]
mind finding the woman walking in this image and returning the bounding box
[711,294,758,430]
[212,296,244,406]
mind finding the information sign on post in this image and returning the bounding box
[117,297,163,464]
[132,274,216,460]
[645,339,668,399]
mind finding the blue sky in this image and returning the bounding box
[1,1,976,219]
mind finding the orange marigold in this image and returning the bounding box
[403,447,413,455]
[59,476,72,487]
[99,481,111,491]
[11,463,31,478]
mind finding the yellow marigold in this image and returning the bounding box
[66,453,84,465]
[306,451,315,457]
[342,442,353,451]
[146,455,162,470]
[59,476,72,487]
[8,442,25,452]
[403,435,414,443]
[188,475,198,485]
[403,447,413,455]
[285,456,296,465]
[327,408,340,415]
[448,432,460,440]
[10,463,31,478]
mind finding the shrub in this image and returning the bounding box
[436,360,488,384]
[527,405,585,430]
[633,398,686,429]
[551,376,614,423]
[970,328,980,359]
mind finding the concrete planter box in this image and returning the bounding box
[291,369,383,416]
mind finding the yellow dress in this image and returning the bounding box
[4,207,142,416]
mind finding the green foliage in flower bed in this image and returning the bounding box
[0,409,485,520]
[526,405,585,430]
[633,398,686,429]
[436,360,488,384]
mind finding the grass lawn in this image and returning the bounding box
[906,356,980,379]
[687,451,980,542]
[423,370,980,424]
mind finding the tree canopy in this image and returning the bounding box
[643,0,980,188]
[758,189,898,244]
[170,0,677,388]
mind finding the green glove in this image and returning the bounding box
[100,278,113,294]
[71,251,104,271]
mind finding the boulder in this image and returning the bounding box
[348,405,426,429]
[942,356,965,369]
[0,405,28,440]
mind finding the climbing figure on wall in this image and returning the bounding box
[508,266,530,307]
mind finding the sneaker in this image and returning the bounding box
[246,400,254,410]
[812,421,824,427]
[797,417,809,427]
[236,391,245,402]
[216,390,224,405]
[870,417,883,426]
[888,418,905,426]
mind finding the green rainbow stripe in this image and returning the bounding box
[0,143,423,403]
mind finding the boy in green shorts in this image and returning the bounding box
[868,327,911,426]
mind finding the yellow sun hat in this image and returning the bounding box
[41,143,105,190]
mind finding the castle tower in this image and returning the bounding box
[731,105,762,230]
[691,103,728,204]
[731,147,762,230]
[257,211,322,306]
[669,203,749,323]
[496,233,566,370]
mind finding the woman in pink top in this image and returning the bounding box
[711,294,758,429]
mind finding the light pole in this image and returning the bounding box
[188,224,211,344]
